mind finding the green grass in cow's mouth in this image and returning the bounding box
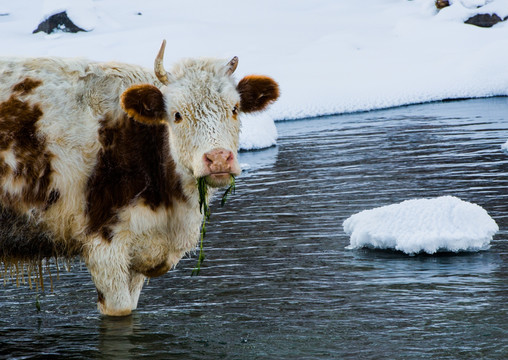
[192,175,236,276]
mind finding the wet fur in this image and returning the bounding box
[0,55,279,315]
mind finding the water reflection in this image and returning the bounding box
[99,315,138,359]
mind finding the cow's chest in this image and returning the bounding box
[119,199,203,277]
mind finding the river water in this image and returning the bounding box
[1,98,507,359]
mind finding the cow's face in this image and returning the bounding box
[162,58,242,188]
[121,41,279,189]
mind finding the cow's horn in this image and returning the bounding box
[226,56,238,76]
[154,39,170,85]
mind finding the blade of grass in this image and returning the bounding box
[221,176,236,207]
[192,176,236,276]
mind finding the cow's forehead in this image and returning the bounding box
[170,57,232,79]
[165,58,240,106]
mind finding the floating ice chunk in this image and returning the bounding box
[343,196,498,255]
[502,140,508,154]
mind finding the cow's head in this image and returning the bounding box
[121,40,279,188]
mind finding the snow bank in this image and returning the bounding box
[2,0,508,149]
[239,112,277,150]
[343,196,498,255]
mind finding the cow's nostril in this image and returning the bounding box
[204,154,213,165]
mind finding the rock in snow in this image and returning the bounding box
[33,0,97,34]
[464,13,508,27]
[33,11,86,34]
[436,0,508,27]
[343,196,498,255]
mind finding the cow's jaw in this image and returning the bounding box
[204,173,234,188]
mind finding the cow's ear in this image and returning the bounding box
[237,75,279,113]
[121,84,167,124]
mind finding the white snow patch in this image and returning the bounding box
[343,196,498,255]
[239,112,277,150]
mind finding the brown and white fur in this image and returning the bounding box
[0,41,279,316]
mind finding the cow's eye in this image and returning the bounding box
[174,112,182,123]
[232,105,238,115]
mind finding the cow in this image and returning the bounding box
[0,40,279,316]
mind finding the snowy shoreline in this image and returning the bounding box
[271,94,508,122]
[1,0,508,149]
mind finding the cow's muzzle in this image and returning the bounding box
[201,148,241,187]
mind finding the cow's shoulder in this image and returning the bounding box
[85,112,186,241]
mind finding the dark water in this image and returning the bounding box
[1,98,508,359]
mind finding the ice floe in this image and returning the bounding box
[343,196,498,255]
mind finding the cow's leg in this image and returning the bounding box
[128,270,145,310]
[84,236,133,316]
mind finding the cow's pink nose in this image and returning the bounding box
[203,148,235,173]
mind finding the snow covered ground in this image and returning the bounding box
[0,0,508,149]
[343,196,499,254]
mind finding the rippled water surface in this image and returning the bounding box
[2,98,508,359]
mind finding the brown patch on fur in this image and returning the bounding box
[0,88,58,211]
[85,113,186,241]
[97,289,105,305]
[0,206,79,261]
[140,261,171,278]
[120,84,167,124]
[237,75,280,113]
[101,227,114,243]
[44,189,60,211]
[12,78,43,96]
[0,87,68,264]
